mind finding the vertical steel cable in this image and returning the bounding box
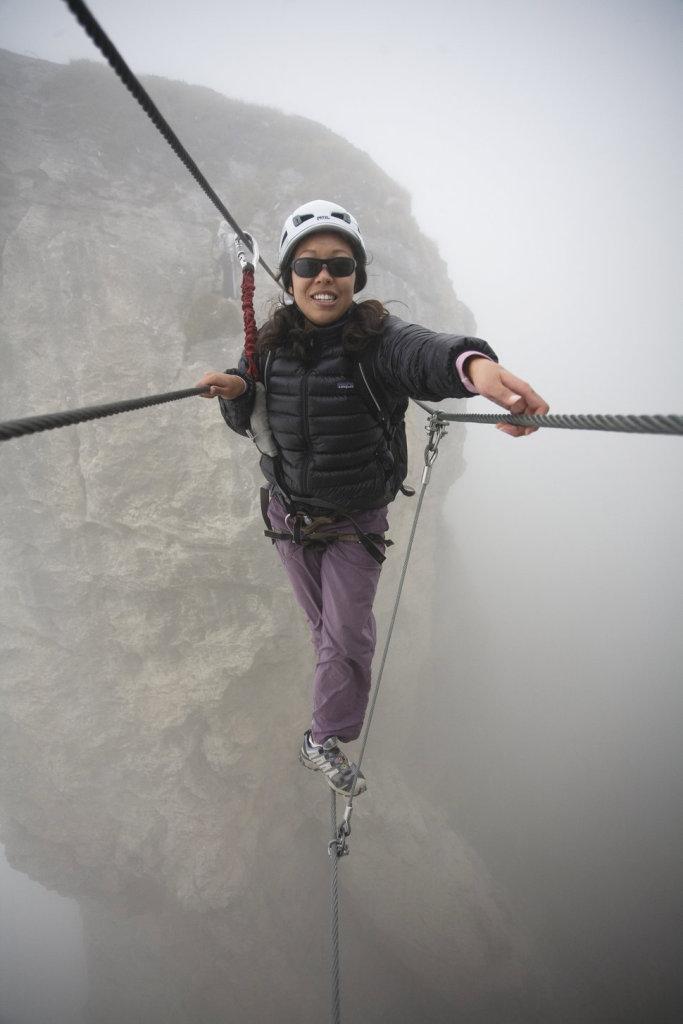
[329,790,342,1024]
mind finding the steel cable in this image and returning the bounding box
[5,396,682,444]
[62,0,279,283]
[0,387,210,442]
[329,790,342,1024]
[323,416,447,1024]
[414,406,683,436]
[341,415,444,830]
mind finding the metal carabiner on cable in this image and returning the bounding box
[328,827,350,858]
[234,231,259,273]
[328,803,352,858]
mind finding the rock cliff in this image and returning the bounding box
[0,49,551,1022]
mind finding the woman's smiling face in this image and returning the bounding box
[289,231,357,327]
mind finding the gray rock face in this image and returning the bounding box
[0,50,549,1022]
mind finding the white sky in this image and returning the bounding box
[1,0,681,412]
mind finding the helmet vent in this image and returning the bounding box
[292,213,315,228]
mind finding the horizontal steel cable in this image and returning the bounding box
[0,387,209,442]
[3,395,683,443]
[62,0,278,283]
[413,404,683,436]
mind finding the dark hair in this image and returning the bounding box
[257,300,389,365]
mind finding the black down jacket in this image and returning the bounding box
[219,313,497,510]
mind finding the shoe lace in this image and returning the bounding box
[323,744,355,779]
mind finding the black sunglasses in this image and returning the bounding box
[291,256,357,278]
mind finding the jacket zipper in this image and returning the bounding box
[358,361,387,427]
[301,366,312,493]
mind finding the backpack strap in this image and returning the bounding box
[354,345,415,498]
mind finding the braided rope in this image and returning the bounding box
[0,387,210,442]
[62,0,278,283]
[241,269,259,380]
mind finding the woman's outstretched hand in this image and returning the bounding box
[195,372,247,400]
[465,357,550,436]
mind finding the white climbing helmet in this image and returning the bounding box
[278,199,367,293]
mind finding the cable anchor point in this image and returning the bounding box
[422,412,448,484]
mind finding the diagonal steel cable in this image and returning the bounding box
[336,414,448,841]
[62,0,279,282]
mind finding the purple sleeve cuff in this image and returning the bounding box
[456,351,493,394]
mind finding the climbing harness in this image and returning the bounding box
[259,489,390,565]
[280,511,386,560]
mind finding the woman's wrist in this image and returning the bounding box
[457,351,493,394]
[230,376,248,398]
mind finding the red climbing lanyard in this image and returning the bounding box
[235,233,260,380]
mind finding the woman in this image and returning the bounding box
[197,199,548,797]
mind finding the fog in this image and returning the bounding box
[1,0,682,1021]
[3,0,681,404]
[440,428,683,1017]
[0,842,86,1023]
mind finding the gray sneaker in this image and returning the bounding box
[299,731,367,797]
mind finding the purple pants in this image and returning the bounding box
[268,495,388,743]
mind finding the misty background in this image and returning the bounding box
[1,0,682,1021]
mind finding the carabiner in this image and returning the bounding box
[328,804,352,858]
[234,231,260,273]
[328,827,350,858]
